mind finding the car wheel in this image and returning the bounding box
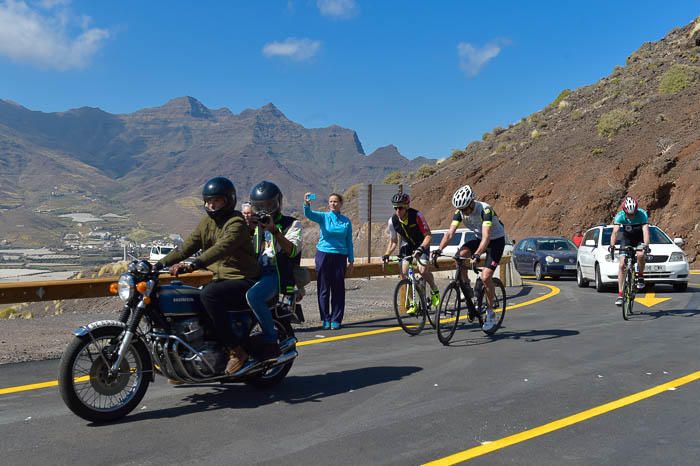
[673,282,688,292]
[576,264,589,288]
[534,263,544,281]
[594,263,606,292]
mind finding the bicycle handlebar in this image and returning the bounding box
[432,252,482,273]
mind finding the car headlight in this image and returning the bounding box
[545,256,554,263]
[118,273,135,302]
[669,252,685,262]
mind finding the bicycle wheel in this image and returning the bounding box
[420,279,438,329]
[394,278,427,336]
[622,264,635,320]
[436,282,461,345]
[476,278,507,335]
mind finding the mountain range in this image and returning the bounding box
[0,97,433,244]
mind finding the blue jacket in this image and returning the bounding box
[303,204,354,263]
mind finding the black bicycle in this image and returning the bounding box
[434,254,506,344]
[389,256,437,336]
[614,244,647,320]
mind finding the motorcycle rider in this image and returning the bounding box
[157,177,259,375]
[247,181,303,357]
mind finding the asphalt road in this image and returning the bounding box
[1,276,699,465]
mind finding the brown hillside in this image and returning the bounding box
[411,19,700,263]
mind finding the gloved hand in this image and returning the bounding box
[471,253,480,263]
[431,249,442,266]
[608,245,615,259]
[169,262,193,277]
[413,246,426,257]
[381,254,390,264]
[643,244,651,254]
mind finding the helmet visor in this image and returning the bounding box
[250,198,279,215]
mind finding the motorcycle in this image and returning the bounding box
[58,259,298,422]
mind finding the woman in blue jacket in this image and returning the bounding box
[304,192,354,330]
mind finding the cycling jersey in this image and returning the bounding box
[388,208,430,250]
[451,201,505,240]
[613,208,648,248]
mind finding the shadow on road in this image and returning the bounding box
[105,365,422,424]
[627,308,700,320]
[445,327,579,347]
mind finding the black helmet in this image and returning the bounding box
[202,177,237,219]
[391,192,410,207]
[249,181,283,215]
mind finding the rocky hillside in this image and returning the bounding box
[0,97,433,245]
[410,18,700,263]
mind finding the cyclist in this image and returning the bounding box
[382,192,440,312]
[609,196,650,306]
[432,185,506,332]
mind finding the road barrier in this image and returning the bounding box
[0,257,513,306]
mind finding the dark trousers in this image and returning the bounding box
[200,279,253,348]
[315,251,347,324]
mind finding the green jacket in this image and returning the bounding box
[159,210,260,281]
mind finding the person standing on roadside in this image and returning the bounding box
[572,228,584,248]
[304,192,354,330]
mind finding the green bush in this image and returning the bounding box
[530,129,541,139]
[596,108,636,138]
[495,143,508,153]
[550,89,571,108]
[658,64,698,94]
[383,171,403,184]
[591,147,604,155]
[415,164,437,179]
[450,149,467,161]
[482,132,492,141]
[571,110,583,120]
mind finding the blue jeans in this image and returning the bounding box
[245,267,279,343]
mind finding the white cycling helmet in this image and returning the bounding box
[622,196,638,215]
[452,185,475,209]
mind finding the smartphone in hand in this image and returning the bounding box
[308,193,316,200]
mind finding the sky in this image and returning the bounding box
[0,0,698,159]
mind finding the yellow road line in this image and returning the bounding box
[424,370,700,465]
[0,283,560,395]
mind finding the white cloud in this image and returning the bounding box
[262,37,321,61]
[0,0,109,70]
[457,39,509,78]
[317,0,358,19]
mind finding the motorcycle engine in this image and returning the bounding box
[173,318,204,347]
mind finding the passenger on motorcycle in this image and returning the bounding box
[432,184,507,332]
[382,192,441,310]
[157,177,260,375]
[247,181,303,361]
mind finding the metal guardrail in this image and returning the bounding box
[0,257,511,306]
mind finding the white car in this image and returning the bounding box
[576,224,689,292]
[148,244,176,263]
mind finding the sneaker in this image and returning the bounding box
[330,322,341,330]
[636,277,646,291]
[615,296,623,306]
[406,303,417,316]
[225,346,249,375]
[322,321,331,330]
[430,290,441,308]
[482,311,496,332]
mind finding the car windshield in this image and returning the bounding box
[160,247,173,254]
[601,226,672,245]
[536,239,576,251]
[431,232,462,246]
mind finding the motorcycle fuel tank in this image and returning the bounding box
[158,282,205,316]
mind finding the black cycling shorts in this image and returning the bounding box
[460,236,506,271]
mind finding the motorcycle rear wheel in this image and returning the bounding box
[58,326,151,422]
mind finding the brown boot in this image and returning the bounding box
[225,346,248,375]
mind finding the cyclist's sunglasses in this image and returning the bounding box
[393,205,408,210]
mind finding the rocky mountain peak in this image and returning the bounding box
[142,96,213,119]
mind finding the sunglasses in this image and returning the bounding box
[393,205,407,210]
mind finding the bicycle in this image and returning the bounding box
[614,244,648,320]
[388,256,437,336]
[433,253,506,344]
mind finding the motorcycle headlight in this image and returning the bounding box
[545,256,554,264]
[669,252,685,262]
[118,273,135,302]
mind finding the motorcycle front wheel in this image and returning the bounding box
[58,326,151,422]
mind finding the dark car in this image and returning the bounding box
[513,236,578,280]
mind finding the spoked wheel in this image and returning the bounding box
[58,326,151,422]
[394,278,427,336]
[622,267,635,320]
[245,320,295,388]
[420,280,438,329]
[476,278,507,335]
[436,282,461,345]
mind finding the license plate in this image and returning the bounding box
[564,265,576,270]
[645,264,665,272]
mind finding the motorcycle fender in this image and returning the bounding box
[72,320,127,337]
[72,320,155,382]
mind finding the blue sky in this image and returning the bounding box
[0,1,698,159]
